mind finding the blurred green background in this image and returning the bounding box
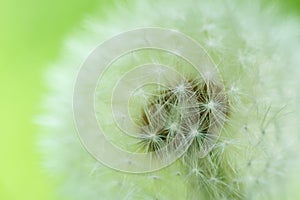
[0,0,299,200]
[0,0,104,199]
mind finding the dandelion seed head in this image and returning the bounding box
[38,0,300,199]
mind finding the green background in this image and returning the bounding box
[0,0,299,200]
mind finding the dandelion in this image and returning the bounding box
[38,0,300,199]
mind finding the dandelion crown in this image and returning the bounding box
[38,0,300,199]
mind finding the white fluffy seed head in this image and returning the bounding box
[37,0,300,200]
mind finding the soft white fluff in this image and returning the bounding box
[37,0,300,199]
